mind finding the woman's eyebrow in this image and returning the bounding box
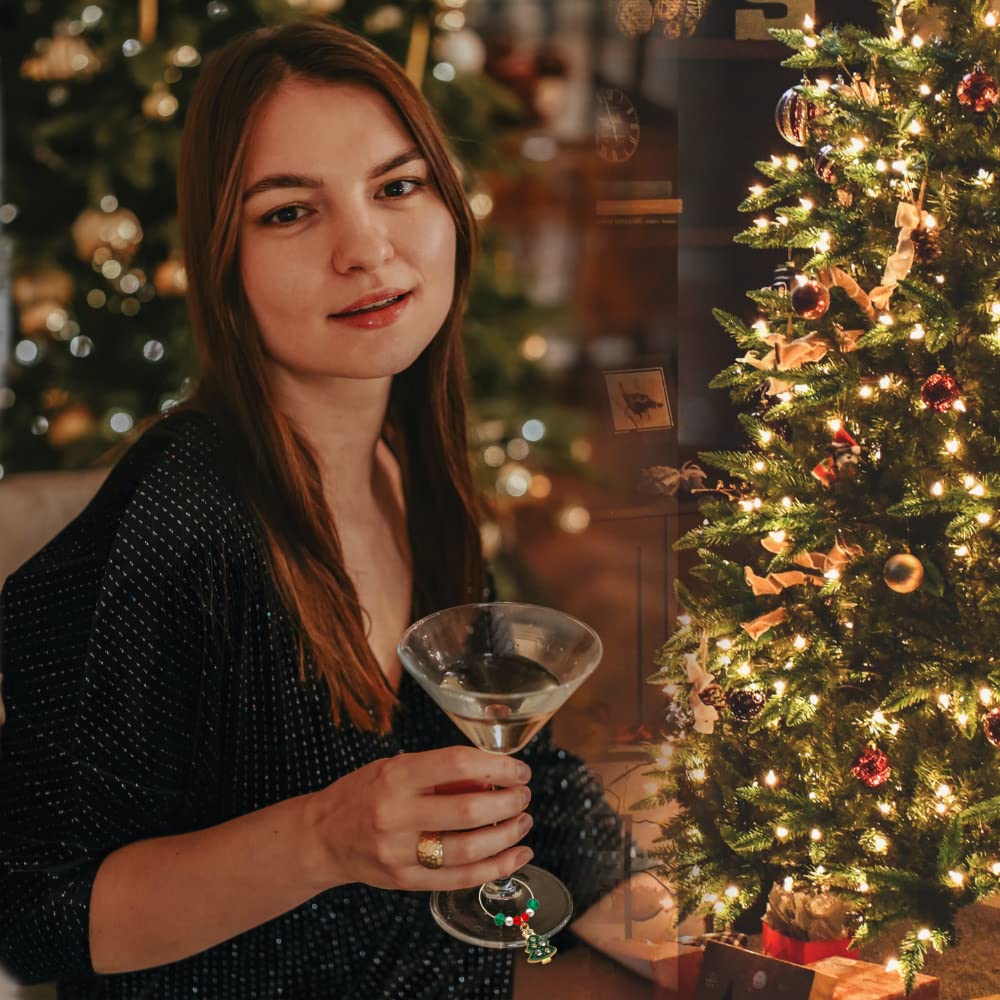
[242,145,426,204]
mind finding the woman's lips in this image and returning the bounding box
[329,291,412,329]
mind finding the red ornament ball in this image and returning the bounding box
[921,372,962,413]
[791,279,831,320]
[957,68,999,112]
[727,688,767,722]
[851,747,892,788]
[775,87,818,147]
[984,708,1000,748]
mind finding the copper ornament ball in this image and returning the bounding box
[921,372,962,413]
[815,144,838,184]
[775,87,818,147]
[851,746,892,788]
[791,279,831,320]
[984,708,1000,748]
[957,68,999,112]
[883,553,924,594]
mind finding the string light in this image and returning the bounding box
[948,870,965,886]
[783,876,794,891]
[725,886,740,899]
[930,481,944,496]
[879,375,892,389]
[981,688,994,706]
[886,958,900,973]
[909,119,922,134]
[944,437,960,454]
[774,680,787,696]
[919,83,932,96]
[810,827,823,841]
[992,861,1000,876]
[954,544,970,557]
[793,635,808,650]
[765,770,778,787]
[737,663,752,677]
[911,33,924,47]
[776,826,790,840]
[986,10,998,26]
[859,385,873,399]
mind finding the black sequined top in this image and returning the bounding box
[0,409,630,999]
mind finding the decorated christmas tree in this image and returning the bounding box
[2,0,588,570]
[644,0,1000,988]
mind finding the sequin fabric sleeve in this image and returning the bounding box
[0,430,226,986]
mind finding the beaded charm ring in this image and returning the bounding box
[478,878,557,965]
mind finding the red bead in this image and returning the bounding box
[513,916,522,925]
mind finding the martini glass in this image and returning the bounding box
[397,602,603,950]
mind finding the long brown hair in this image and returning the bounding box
[150,20,483,734]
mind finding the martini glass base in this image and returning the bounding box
[429,864,573,949]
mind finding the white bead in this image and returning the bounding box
[504,916,514,927]
[525,908,535,917]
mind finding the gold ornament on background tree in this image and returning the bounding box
[72,208,143,263]
[791,277,831,320]
[48,405,95,448]
[142,81,179,121]
[653,0,709,38]
[883,553,924,594]
[154,253,188,296]
[13,269,73,336]
[774,86,818,147]
[20,26,101,82]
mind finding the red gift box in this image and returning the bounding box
[763,918,860,965]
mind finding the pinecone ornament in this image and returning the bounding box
[911,226,942,264]
[698,683,727,711]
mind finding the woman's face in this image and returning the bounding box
[238,79,457,381]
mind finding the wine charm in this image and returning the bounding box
[479,879,558,965]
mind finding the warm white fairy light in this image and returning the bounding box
[737,663,752,678]
[777,214,790,226]
[981,688,994,706]
[760,429,773,444]
[909,323,925,340]
[690,768,707,782]
[992,301,1000,319]
[879,313,895,327]
[778,391,794,402]
[828,417,843,432]
[911,33,924,47]
[803,13,814,29]
[936,802,948,815]
[765,770,778,787]
[945,437,960,454]
[793,635,808,650]
[938,693,952,710]
[859,385,874,399]
[810,828,823,842]
[949,870,965,886]
[872,834,889,852]
[771,154,783,167]
[769,530,786,543]
[717,638,733,651]
[986,10,998,26]
[752,319,770,337]
[977,511,991,524]
[959,713,969,726]
[824,568,840,581]
[749,184,764,196]
[886,958,900,973]
[754,216,770,229]
[878,801,892,815]
[783,876,794,891]
[804,35,817,48]
[878,375,892,389]
[992,861,1000,876]
[816,78,831,93]
[936,784,951,798]
[930,481,944,496]
[781,496,793,507]
[891,158,908,174]
[809,694,821,705]
[876,158,888,172]
[849,136,866,154]
[753,460,766,472]
[786,154,800,171]
[776,826,790,840]
[963,474,977,489]
[909,119,922,134]
[919,82,932,96]
[774,680,787,696]
[955,398,967,412]
[725,885,740,899]
[800,197,815,211]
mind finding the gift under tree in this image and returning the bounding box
[643,0,1000,990]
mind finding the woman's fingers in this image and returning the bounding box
[406,842,536,892]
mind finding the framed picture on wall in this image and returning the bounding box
[604,367,674,434]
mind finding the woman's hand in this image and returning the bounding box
[304,747,534,892]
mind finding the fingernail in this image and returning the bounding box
[520,786,532,806]
[517,849,534,866]
[519,813,533,832]
[516,762,531,781]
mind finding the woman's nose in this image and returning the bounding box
[329,207,393,273]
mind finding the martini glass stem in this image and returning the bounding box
[481,782,522,902]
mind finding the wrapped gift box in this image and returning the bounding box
[589,936,704,995]
[763,918,861,964]
[807,955,940,1000]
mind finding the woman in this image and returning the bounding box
[0,20,631,999]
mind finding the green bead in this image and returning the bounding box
[494,913,505,926]
[528,898,540,910]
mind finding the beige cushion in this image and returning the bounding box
[0,468,111,587]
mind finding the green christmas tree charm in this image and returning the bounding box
[520,923,557,965]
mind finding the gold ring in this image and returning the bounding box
[417,831,444,869]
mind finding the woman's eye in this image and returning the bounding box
[260,205,310,226]
[381,178,424,198]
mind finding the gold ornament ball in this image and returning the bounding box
[48,405,95,448]
[883,554,924,594]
